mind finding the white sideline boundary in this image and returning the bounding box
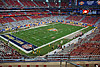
[34,26,89,51]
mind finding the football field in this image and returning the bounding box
[12,23,84,47]
[0,23,94,56]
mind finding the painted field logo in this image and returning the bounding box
[22,44,32,49]
[48,28,58,31]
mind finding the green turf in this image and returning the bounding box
[81,26,94,34]
[12,23,84,47]
[34,38,72,56]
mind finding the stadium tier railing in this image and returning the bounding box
[0,55,100,63]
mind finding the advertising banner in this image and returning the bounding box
[78,1,100,6]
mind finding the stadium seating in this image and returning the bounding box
[0,17,14,24]
[37,1,46,7]
[90,34,100,41]
[92,17,100,25]
[43,2,48,7]
[79,16,100,25]
[0,0,49,7]
[73,16,83,21]
[97,23,100,28]
[4,18,14,22]
[11,12,25,15]
[0,1,4,6]
[50,2,55,7]
[87,17,96,24]
[0,18,7,24]
[27,1,36,7]
[18,65,21,67]
[19,0,36,7]
[66,15,83,21]
[0,41,23,59]
[66,15,73,20]
[20,1,30,6]
[8,65,12,67]
[61,2,68,7]
[5,0,21,7]
[81,16,91,23]
[55,2,59,7]
[27,65,30,67]
[36,65,39,67]
[0,13,9,16]
[66,15,100,25]
[34,1,41,7]
[70,43,100,56]
[13,16,29,21]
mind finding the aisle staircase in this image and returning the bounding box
[79,16,85,22]
[95,19,100,25]
[17,0,24,6]
[32,1,38,7]
[47,2,51,7]
[11,17,16,22]
[2,0,8,6]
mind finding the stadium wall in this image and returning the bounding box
[0,61,100,67]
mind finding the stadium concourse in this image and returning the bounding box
[0,0,100,67]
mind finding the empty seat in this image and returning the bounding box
[36,65,39,67]
[8,65,12,67]
[18,65,21,67]
[27,65,30,67]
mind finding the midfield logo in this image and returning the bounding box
[48,28,58,31]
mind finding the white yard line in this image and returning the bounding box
[29,25,47,29]
[34,26,89,51]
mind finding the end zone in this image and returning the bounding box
[0,34,37,53]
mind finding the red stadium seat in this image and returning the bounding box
[18,65,21,67]
[86,64,89,67]
[44,65,47,67]
[27,65,30,67]
[8,65,12,67]
[36,65,39,67]
[0,66,2,67]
